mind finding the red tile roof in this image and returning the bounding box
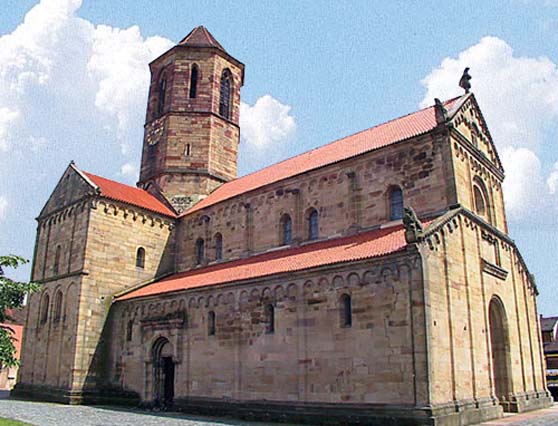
[117,224,408,301]
[185,96,461,215]
[0,323,23,359]
[83,172,176,217]
[179,26,227,53]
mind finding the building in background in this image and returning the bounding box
[13,26,553,426]
[541,316,558,400]
[0,308,26,390]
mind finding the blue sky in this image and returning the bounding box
[1,0,557,315]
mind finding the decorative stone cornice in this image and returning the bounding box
[94,197,175,231]
[37,197,91,224]
[481,259,508,281]
[36,269,89,284]
[420,205,537,294]
[449,128,505,181]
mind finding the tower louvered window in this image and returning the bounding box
[219,69,232,119]
[158,73,167,116]
[189,64,198,98]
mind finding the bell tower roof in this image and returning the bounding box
[178,26,227,53]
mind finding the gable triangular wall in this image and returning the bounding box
[39,163,98,219]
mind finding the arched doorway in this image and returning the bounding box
[152,337,174,407]
[488,296,512,410]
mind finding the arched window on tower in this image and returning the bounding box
[265,304,275,334]
[307,208,319,240]
[389,186,404,221]
[53,290,63,322]
[189,64,199,99]
[53,245,61,276]
[195,238,205,265]
[158,72,167,116]
[280,214,292,245]
[136,247,145,269]
[340,293,352,328]
[219,69,232,119]
[214,233,223,261]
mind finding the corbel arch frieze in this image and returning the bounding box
[302,279,315,296]
[347,272,361,288]
[287,283,298,301]
[273,284,285,302]
[261,287,272,301]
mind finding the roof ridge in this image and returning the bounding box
[82,171,176,217]
[179,25,226,52]
[245,99,447,180]
[182,95,464,216]
[116,223,407,301]
[165,224,404,280]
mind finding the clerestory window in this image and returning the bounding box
[280,214,292,245]
[307,209,318,240]
[389,187,404,221]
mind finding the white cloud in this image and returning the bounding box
[88,25,173,154]
[0,0,173,158]
[547,162,558,195]
[119,162,138,180]
[0,0,295,263]
[0,108,20,151]
[421,36,558,220]
[0,0,174,263]
[501,147,547,220]
[240,95,296,149]
[0,196,7,222]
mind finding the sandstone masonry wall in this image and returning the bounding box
[423,212,546,412]
[105,251,428,406]
[177,133,453,271]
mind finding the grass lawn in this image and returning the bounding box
[0,418,32,426]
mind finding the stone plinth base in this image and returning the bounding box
[170,397,505,426]
[11,385,554,426]
[11,383,140,406]
[500,390,554,413]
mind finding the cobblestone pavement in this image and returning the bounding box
[0,393,556,426]
[478,404,558,425]
[0,395,300,426]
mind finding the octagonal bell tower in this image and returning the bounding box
[138,26,245,213]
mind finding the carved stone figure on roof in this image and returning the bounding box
[459,67,472,93]
[403,206,423,243]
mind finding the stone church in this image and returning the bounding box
[14,26,552,425]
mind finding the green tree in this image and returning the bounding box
[0,255,39,367]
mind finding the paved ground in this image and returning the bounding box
[478,404,558,425]
[0,392,556,426]
[0,392,299,426]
